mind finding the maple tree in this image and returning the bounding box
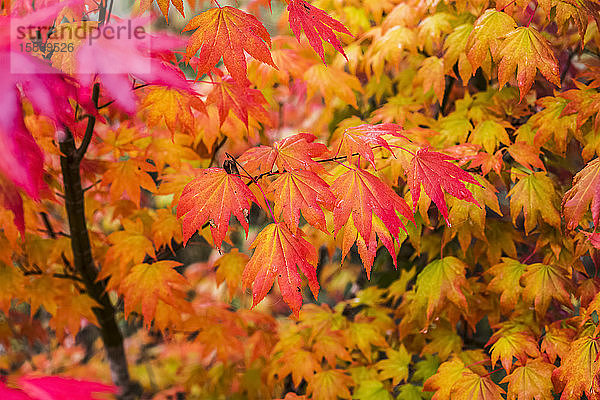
[4,0,600,399]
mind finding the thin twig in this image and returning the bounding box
[75,83,100,162]
[96,84,150,110]
[106,0,114,24]
[83,179,102,192]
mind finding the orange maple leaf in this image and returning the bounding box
[501,358,554,400]
[121,260,191,326]
[183,6,276,84]
[486,329,540,373]
[238,133,330,175]
[269,170,336,233]
[287,0,352,62]
[177,168,258,248]
[140,86,205,135]
[408,147,480,225]
[207,74,271,127]
[331,167,412,256]
[552,335,600,400]
[242,223,319,316]
[497,27,560,101]
[333,123,406,169]
[101,159,157,207]
[139,0,184,22]
[562,158,600,230]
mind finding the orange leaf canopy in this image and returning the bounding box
[242,223,319,316]
[177,168,258,248]
[183,6,276,84]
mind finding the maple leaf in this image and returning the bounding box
[552,336,600,400]
[423,358,467,400]
[47,21,98,74]
[206,74,271,127]
[427,330,464,367]
[508,172,561,233]
[242,223,319,316]
[333,123,406,169]
[330,168,413,272]
[139,0,184,22]
[486,329,540,373]
[102,218,156,285]
[151,208,183,251]
[287,0,352,62]
[0,177,25,235]
[140,86,205,135]
[101,159,157,207]
[376,345,411,385]
[120,260,191,326]
[497,27,560,100]
[444,23,474,83]
[14,376,116,400]
[0,383,31,400]
[529,96,576,155]
[451,371,505,400]
[562,158,600,230]
[238,133,330,175]
[470,120,511,154]
[507,142,546,172]
[303,63,363,108]
[269,170,336,232]
[541,324,574,363]
[183,6,275,84]
[486,258,526,313]
[275,348,322,387]
[521,263,571,316]
[417,56,445,105]
[306,369,353,400]
[408,147,481,226]
[501,358,555,400]
[177,168,258,248]
[412,257,469,327]
[214,248,248,300]
[312,329,352,367]
[353,380,392,400]
[466,9,516,77]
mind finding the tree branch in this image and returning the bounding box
[60,122,141,399]
[75,83,100,162]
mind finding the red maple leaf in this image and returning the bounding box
[238,133,330,175]
[334,123,406,169]
[287,0,352,62]
[183,6,276,85]
[207,74,272,127]
[408,147,481,225]
[177,168,258,248]
[242,223,319,316]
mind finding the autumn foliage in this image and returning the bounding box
[4,0,600,399]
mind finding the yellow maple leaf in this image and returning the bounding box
[497,27,560,100]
